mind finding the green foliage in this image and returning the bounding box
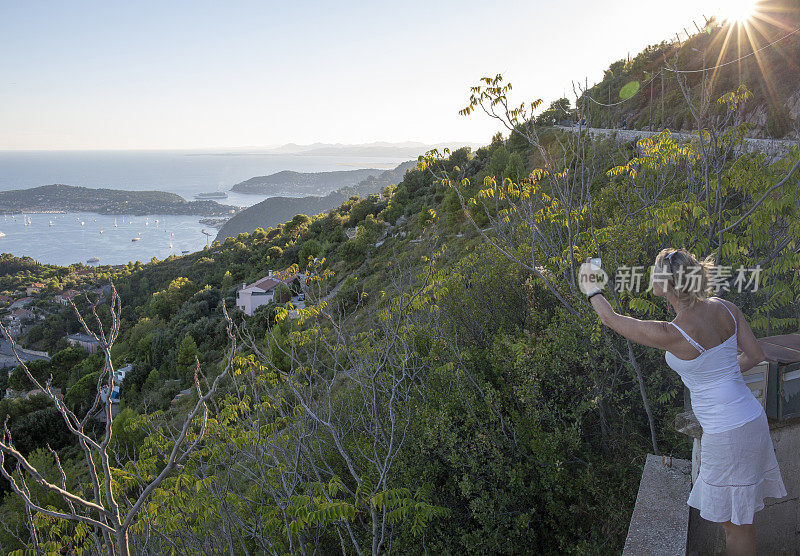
[176,334,199,380]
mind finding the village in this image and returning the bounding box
[0,263,322,420]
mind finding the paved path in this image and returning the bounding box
[0,339,50,368]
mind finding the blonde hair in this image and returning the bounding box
[654,248,715,306]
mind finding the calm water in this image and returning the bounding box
[0,212,212,267]
[0,150,407,266]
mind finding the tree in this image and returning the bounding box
[534,97,574,127]
[0,284,238,555]
[298,239,323,268]
[176,334,199,381]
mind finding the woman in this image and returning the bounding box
[581,248,787,556]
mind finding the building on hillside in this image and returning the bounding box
[171,388,192,405]
[5,308,35,336]
[236,270,299,316]
[100,385,120,404]
[115,364,132,383]
[9,297,33,309]
[95,385,121,421]
[55,290,80,306]
[25,387,62,400]
[67,333,100,354]
[9,308,34,324]
[90,284,113,300]
[4,388,22,399]
[26,283,46,296]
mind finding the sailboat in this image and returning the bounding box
[81,221,85,226]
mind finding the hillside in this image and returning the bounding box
[0,184,238,216]
[216,160,414,241]
[2,9,800,554]
[577,0,800,138]
[230,168,382,195]
[3,113,799,552]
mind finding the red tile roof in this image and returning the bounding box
[244,272,296,292]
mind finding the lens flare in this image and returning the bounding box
[724,0,758,23]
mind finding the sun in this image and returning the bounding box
[722,0,758,23]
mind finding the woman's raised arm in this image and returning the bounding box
[589,293,676,350]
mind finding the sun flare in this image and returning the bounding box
[722,0,758,23]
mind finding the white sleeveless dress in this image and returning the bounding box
[665,297,788,525]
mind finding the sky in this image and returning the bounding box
[0,0,746,150]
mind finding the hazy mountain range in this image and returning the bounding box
[198,141,482,158]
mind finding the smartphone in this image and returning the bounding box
[590,257,602,269]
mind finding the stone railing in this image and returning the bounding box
[555,126,799,161]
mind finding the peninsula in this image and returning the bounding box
[0,184,238,216]
[217,161,414,241]
[230,168,383,196]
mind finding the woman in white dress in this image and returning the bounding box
[581,248,787,556]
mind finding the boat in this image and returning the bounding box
[86,257,100,263]
[131,237,140,242]
[114,219,117,227]
[0,231,5,238]
[99,230,103,234]
[201,229,213,236]
[181,250,190,254]
[194,192,228,200]
[49,220,54,226]
[81,221,85,226]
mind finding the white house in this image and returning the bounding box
[115,364,132,383]
[236,271,297,316]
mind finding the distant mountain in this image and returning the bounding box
[259,141,483,158]
[217,161,415,241]
[0,184,237,216]
[231,168,383,196]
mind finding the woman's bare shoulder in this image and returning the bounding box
[709,296,742,324]
[710,295,739,313]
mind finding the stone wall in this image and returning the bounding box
[622,454,692,555]
[556,126,798,161]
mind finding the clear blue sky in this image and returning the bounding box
[1,0,737,149]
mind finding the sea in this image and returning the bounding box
[0,150,408,267]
